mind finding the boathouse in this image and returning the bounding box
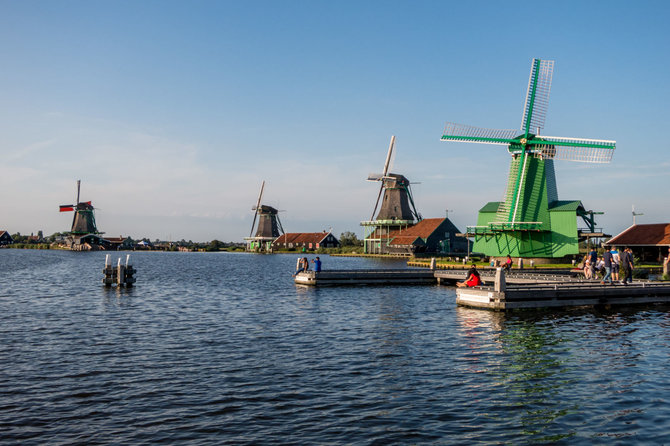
[0,231,13,245]
[106,236,135,250]
[367,217,468,255]
[604,223,670,262]
[273,231,340,251]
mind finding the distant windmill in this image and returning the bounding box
[361,136,423,254]
[441,58,616,258]
[245,181,284,252]
[59,180,100,235]
[367,135,422,223]
[632,205,644,225]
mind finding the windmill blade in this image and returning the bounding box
[370,184,384,221]
[441,122,518,145]
[250,181,265,237]
[521,59,554,134]
[76,179,81,204]
[528,136,616,163]
[382,135,396,176]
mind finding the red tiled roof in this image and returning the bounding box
[606,224,670,246]
[387,218,445,239]
[389,235,422,246]
[274,232,332,245]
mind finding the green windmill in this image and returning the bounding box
[441,58,616,258]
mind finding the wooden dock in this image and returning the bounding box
[294,268,581,287]
[295,267,670,311]
[456,269,670,310]
[294,269,436,286]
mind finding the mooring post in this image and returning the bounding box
[116,257,125,286]
[664,257,669,277]
[518,258,524,269]
[430,257,436,270]
[494,267,506,292]
[102,254,114,286]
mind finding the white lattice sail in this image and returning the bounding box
[531,136,616,163]
[521,59,554,133]
[441,122,518,145]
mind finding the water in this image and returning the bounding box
[1,250,670,444]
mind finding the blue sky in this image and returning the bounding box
[1,1,668,241]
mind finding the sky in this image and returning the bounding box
[1,0,669,242]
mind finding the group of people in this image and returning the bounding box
[583,246,634,285]
[293,256,321,276]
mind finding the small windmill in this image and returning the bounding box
[245,181,284,252]
[361,136,422,254]
[59,180,100,235]
[441,58,616,258]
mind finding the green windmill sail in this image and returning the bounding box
[441,59,616,258]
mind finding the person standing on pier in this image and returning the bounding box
[601,250,613,285]
[610,247,621,282]
[621,247,634,285]
[583,254,592,280]
[588,247,598,280]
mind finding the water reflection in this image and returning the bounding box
[455,308,577,442]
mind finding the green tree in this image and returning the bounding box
[340,231,362,247]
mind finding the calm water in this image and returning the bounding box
[1,250,670,445]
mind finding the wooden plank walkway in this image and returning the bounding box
[456,269,670,310]
[294,268,583,287]
[294,269,436,286]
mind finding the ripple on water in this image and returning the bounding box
[1,250,670,444]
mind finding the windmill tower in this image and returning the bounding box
[441,58,616,258]
[361,136,422,254]
[59,180,100,236]
[244,181,284,252]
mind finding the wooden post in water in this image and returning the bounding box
[430,257,436,270]
[102,255,136,287]
[494,267,506,292]
[664,257,669,277]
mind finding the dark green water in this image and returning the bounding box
[1,250,669,444]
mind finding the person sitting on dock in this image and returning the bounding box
[457,265,481,288]
[503,255,512,272]
[293,257,310,277]
[312,256,322,272]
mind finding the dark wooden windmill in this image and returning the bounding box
[59,180,100,235]
[361,136,422,254]
[244,181,284,252]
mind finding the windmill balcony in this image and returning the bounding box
[467,222,546,235]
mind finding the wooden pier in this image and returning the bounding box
[295,267,670,311]
[456,268,670,310]
[294,269,436,286]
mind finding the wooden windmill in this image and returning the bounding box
[361,136,422,254]
[441,58,616,258]
[244,181,284,252]
[59,180,100,235]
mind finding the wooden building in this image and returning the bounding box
[106,236,135,250]
[0,231,13,245]
[604,223,670,262]
[273,232,340,251]
[367,217,468,255]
